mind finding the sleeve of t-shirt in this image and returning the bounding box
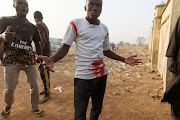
[0,17,9,33]
[103,26,111,51]
[33,26,41,43]
[61,20,77,46]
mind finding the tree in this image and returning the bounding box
[125,42,130,46]
[118,41,124,46]
[136,37,146,46]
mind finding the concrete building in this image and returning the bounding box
[149,0,180,92]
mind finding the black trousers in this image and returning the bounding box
[171,105,180,120]
[74,75,107,120]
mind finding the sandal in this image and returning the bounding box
[0,107,11,119]
[39,91,50,95]
[39,91,45,95]
[39,96,51,104]
[32,109,45,117]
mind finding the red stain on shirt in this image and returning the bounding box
[89,59,106,78]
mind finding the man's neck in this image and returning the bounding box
[16,15,27,24]
[35,19,42,24]
[86,17,99,25]
[37,20,42,23]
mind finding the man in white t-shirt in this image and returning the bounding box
[39,0,141,119]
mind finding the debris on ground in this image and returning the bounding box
[54,86,62,93]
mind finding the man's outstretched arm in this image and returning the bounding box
[103,50,142,66]
[38,44,70,72]
[103,50,126,62]
[51,44,70,63]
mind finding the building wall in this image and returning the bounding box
[151,15,162,69]
[148,25,153,58]
[158,0,172,90]
[149,5,165,70]
[149,0,180,91]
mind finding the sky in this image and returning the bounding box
[0,0,167,44]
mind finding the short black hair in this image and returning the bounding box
[13,0,28,5]
[34,11,43,19]
[86,0,103,4]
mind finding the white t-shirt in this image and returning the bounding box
[62,18,111,79]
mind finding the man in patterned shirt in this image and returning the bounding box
[39,0,142,119]
[34,11,51,104]
[0,0,45,118]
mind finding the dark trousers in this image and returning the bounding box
[40,68,50,95]
[171,105,180,120]
[74,75,107,120]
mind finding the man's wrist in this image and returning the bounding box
[122,57,126,62]
[50,56,55,63]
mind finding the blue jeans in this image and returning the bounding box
[74,75,107,120]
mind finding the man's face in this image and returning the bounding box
[34,14,40,23]
[34,15,38,23]
[14,0,29,17]
[85,0,102,20]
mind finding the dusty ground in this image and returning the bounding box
[0,46,172,120]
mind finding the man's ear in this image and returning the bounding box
[13,4,15,8]
[84,6,86,11]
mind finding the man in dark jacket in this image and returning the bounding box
[161,16,180,120]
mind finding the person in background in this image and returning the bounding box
[34,11,51,104]
[39,0,142,119]
[0,0,45,118]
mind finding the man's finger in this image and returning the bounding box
[130,55,137,57]
[45,65,55,72]
[132,63,139,65]
[134,61,142,64]
[171,69,176,74]
[135,59,142,61]
[38,55,47,60]
[6,26,12,32]
[168,68,174,73]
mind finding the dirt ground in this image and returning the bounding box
[0,46,172,120]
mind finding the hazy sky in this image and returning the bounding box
[0,0,166,44]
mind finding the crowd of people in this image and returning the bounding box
[7,0,180,120]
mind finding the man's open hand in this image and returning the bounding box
[124,55,142,66]
[38,55,55,72]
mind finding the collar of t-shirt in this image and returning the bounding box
[84,18,101,28]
